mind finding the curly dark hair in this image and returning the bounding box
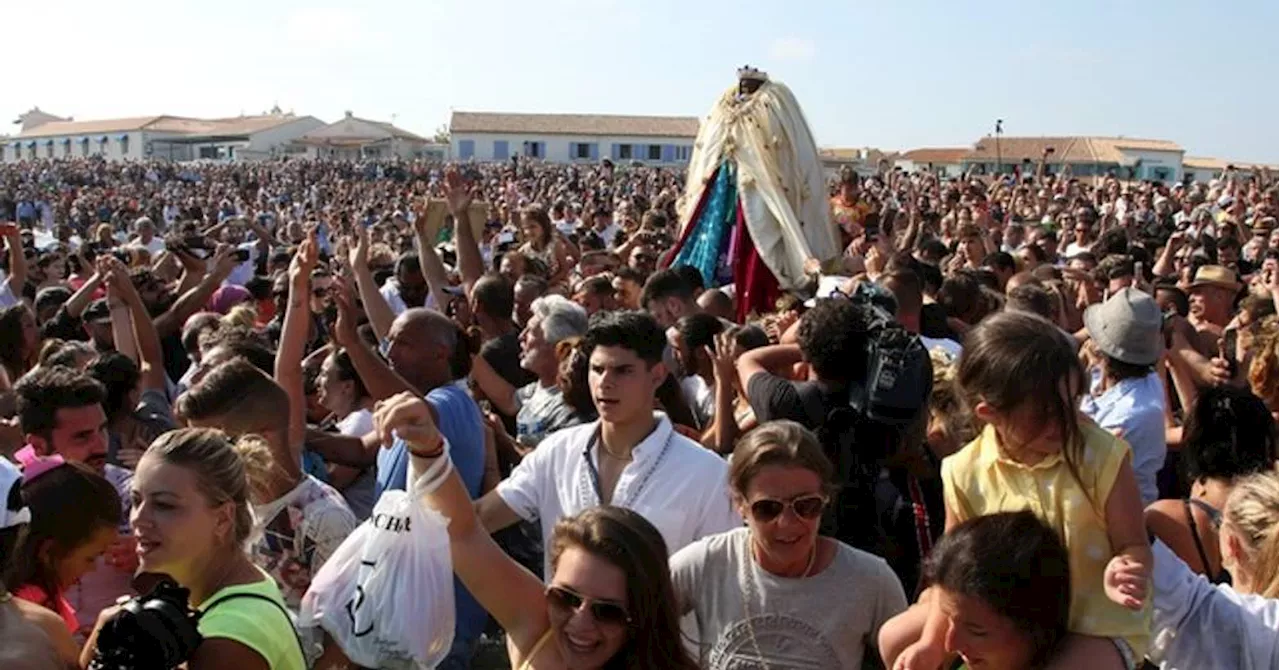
[796,298,869,383]
[15,365,107,437]
[1181,385,1279,485]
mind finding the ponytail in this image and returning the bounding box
[1223,470,1280,597]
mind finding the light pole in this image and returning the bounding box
[995,119,1004,176]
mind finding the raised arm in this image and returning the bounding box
[736,343,804,392]
[372,392,550,652]
[443,169,486,296]
[470,352,518,417]
[153,246,237,338]
[348,225,396,342]
[409,199,456,314]
[332,276,417,401]
[1,223,26,296]
[277,233,319,451]
[64,271,106,319]
[106,257,167,391]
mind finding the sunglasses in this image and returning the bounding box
[311,287,330,297]
[748,494,828,523]
[545,585,630,626]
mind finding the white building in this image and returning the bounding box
[1,107,324,163]
[449,111,699,165]
[961,136,1185,182]
[295,112,433,160]
[894,148,967,177]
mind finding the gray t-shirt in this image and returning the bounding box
[514,381,584,449]
[670,527,907,669]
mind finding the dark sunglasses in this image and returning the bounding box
[748,494,828,523]
[311,287,330,297]
[545,585,630,626]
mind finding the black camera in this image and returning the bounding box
[89,579,203,670]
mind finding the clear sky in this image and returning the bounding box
[6,0,1278,163]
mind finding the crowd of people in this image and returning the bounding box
[0,151,1276,670]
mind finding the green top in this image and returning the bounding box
[198,572,306,670]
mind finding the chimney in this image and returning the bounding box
[344,110,354,119]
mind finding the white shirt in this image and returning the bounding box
[1148,541,1279,670]
[134,236,166,257]
[496,413,742,575]
[379,279,437,316]
[223,242,260,287]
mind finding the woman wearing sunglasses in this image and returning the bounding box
[670,420,908,667]
[373,391,698,670]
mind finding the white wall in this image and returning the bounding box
[1117,148,1184,182]
[3,130,149,163]
[1184,167,1221,184]
[452,132,694,164]
[246,117,327,154]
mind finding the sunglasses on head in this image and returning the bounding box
[545,585,630,626]
[748,494,828,523]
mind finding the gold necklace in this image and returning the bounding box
[598,442,633,462]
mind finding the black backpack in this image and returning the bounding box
[801,303,933,556]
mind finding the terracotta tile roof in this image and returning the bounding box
[16,113,305,138]
[367,119,427,142]
[18,116,167,138]
[900,147,968,164]
[299,116,427,145]
[965,136,1183,164]
[1183,156,1226,170]
[194,115,306,136]
[451,111,700,138]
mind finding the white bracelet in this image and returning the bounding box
[410,449,453,496]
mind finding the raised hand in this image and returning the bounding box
[330,274,360,348]
[706,330,737,384]
[349,223,370,270]
[290,230,319,281]
[373,391,443,455]
[443,167,473,215]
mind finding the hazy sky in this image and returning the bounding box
[6,0,1278,162]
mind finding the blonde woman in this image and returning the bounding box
[1149,471,1279,669]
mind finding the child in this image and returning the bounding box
[5,454,122,635]
[881,311,1151,669]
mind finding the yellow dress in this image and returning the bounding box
[941,421,1150,657]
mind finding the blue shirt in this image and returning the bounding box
[1081,371,1166,506]
[374,382,488,658]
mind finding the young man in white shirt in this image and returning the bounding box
[475,310,741,574]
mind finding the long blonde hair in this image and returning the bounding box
[1223,471,1279,598]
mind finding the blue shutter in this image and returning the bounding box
[611,144,620,160]
[662,144,674,162]
[589,143,599,160]
[493,140,508,160]
[568,142,577,160]
[537,142,546,159]
[458,140,475,160]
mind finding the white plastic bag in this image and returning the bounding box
[299,455,455,669]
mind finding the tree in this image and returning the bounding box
[431,124,450,144]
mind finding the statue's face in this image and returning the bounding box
[739,78,764,95]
